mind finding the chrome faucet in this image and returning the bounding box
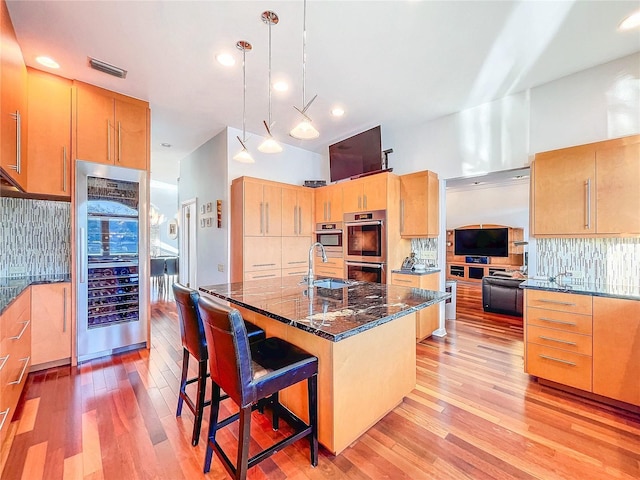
[306,242,328,287]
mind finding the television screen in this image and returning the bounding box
[329,126,382,182]
[454,228,509,257]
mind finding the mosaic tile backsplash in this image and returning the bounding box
[0,198,71,277]
[536,237,640,287]
[410,238,438,267]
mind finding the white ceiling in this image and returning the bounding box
[7,1,640,184]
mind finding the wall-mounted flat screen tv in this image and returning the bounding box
[454,227,509,257]
[329,126,382,182]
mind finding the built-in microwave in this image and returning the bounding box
[315,222,343,257]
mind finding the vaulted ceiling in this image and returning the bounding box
[7,1,640,183]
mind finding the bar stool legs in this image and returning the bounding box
[176,347,210,446]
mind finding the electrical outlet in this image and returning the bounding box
[217,264,224,272]
[569,270,584,279]
[422,251,437,260]
[9,266,26,276]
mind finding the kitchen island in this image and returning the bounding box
[200,276,449,455]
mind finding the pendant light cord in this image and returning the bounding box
[242,47,247,142]
[302,0,307,108]
[268,18,273,128]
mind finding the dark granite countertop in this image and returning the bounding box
[199,276,450,342]
[0,274,71,315]
[519,279,640,301]
[390,268,440,276]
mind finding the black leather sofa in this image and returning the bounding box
[481,274,525,316]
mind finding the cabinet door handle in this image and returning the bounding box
[358,196,361,210]
[63,287,67,333]
[538,317,577,326]
[0,408,9,432]
[9,111,21,173]
[107,120,111,161]
[80,227,87,284]
[0,355,8,372]
[286,270,306,276]
[117,121,122,163]
[395,279,413,284]
[251,274,277,279]
[298,206,302,235]
[364,194,367,209]
[585,179,591,229]
[294,206,298,235]
[252,263,276,267]
[323,201,327,221]
[538,299,576,306]
[8,357,30,385]
[260,202,264,234]
[400,199,404,233]
[10,320,30,340]
[288,261,306,265]
[328,201,331,221]
[63,146,68,192]
[266,203,270,234]
[538,335,577,346]
[538,354,576,366]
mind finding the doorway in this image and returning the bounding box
[180,198,197,288]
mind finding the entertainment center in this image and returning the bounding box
[446,224,524,282]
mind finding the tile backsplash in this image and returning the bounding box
[0,198,71,277]
[536,237,640,286]
[410,238,438,267]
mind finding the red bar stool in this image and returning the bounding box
[172,283,265,446]
[197,295,318,479]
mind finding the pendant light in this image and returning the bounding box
[233,40,254,163]
[289,0,319,140]
[258,11,283,154]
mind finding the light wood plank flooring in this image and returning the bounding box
[2,283,639,479]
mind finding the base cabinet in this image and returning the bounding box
[30,283,71,369]
[391,271,439,340]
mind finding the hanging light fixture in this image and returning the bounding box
[258,11,283,154]
[289,0,319,140]
[233,40,254,163]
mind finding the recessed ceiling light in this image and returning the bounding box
[216,53,235,66]
[512,175,529,180]
[472,181,484,186]
[161,143,172,148]
[331,107,345,117]
[619,9,640,31]
[273,81,288,92]
[36,56,59,69]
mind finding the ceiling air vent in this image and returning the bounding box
[88,57,127,79]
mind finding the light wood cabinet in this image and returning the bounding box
[315,183,343,222]
[26,68,72,197]
[282,236,311,271]
[282,186,313,236]
[30,283,71,369]
[400,170,439,238]
[314,257,344,279]
[0,287,31,476]
[0,0,28,190]
[532,135,640,236]
[391,271,439,340]
[241,179,282,237]
[592,297,640,406]
[74,81,149,170]
[342,174,387,213]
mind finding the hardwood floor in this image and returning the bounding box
[3,283,639,479]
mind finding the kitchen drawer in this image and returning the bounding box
[315,266,343,279]
[315,257,343,269]
[243,237,282,271]
[282,266,308,277]
[526,289,592,315]
[526,307,592,335]
[244,269,281,282]
[1,289,30,341]
[526,324,592,356]
[526,342,592,392]
[391,273,421,288]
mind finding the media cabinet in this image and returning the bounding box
[445,225,524,283]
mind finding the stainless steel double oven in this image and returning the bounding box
[344,210,386,283]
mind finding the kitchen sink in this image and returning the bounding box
[313,279,351,290]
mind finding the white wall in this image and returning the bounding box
[150,180,178,256]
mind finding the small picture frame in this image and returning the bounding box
[205,217,212,227]
[206,202,213,213]
[200,205,206,215]
[200,218,205,228]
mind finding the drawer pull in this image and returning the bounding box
[288,261,306,265]
[538,299,576,306]
[10,320,30,340]
[395,279,413,284]
[0,408,9,432]
[286,271,306,276]
[538,335,577,346]
[252,263,276,267]
[538,354,576,366]
[538,317,577,327]
[0,355,8,372]
[251,274,276,279]
[9,357,30,385]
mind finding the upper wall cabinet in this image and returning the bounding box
[74,81,149,170]
[532,135,640,236]
[315,183,343,223]
[241,178,282,237]
[0,0,28,190]
[342,174,388,213]
[282,186,313,236]
[400,170,439,238]
[26,68,72,197]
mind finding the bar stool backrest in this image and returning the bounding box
[197,295,256,408]
[172,283,208,361]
